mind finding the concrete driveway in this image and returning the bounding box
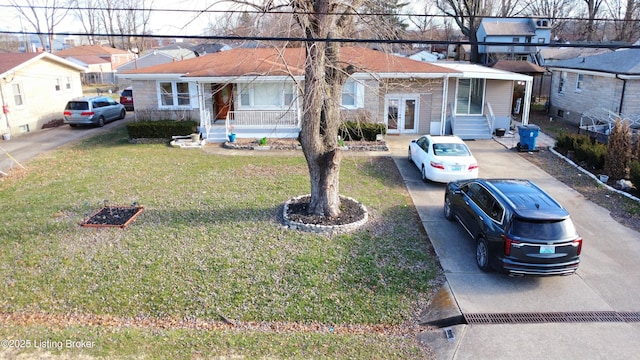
[385,135,640,360]
[0,114,133,175]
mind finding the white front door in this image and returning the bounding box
[385,95,418,134]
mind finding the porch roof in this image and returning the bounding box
[436,62,532,81]
[117,46,461,80]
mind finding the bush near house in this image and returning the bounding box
[630,160,640,190]
[126,120,198,139]
[339,121,387,141]
[556,132,606,170]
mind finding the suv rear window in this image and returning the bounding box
[121,89,132,97]
[511,218,577,240]
[65,101,89,111]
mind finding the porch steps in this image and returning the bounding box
[453,116,493,140]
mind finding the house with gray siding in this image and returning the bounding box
[547,48,640,126]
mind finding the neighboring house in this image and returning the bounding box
[477,17,551,65]
[0,52,85,137]
[547,48,640,126]
[117,47,532,142]
[65,55,113,84]
[54,45,136,84]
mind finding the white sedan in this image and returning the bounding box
[408,135,479,183]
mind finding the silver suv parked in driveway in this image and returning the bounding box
[63,96,126,127]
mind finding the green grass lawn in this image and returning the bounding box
[0,127,442,359]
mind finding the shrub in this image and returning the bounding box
[555,132,590,153]
[126,120,198,139]
[604,119,632,180]
[338,121,386,141]
[630,160,640,189]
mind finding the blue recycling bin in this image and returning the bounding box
[517,124,540,151]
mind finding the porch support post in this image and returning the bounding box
[440,75,449,135]
[521,78,533,125]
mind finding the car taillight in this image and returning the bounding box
[468,163,478,170]
[80,111,94,116]
[430,161,445,170]
[574,238,583,255]
[502,234,519,256]
[63,111,71,116]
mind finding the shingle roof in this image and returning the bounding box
[489,60,547,74]
[481,21,536,36]
[0,52,41,75]
[548,48,640,74]
[0,52,86,77]
[54,44,131,57]
[67,55,110,65]
[119,47,460,77]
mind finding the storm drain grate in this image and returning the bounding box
[464,311,640,324]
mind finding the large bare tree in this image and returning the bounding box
[230,0,364,217]
[291,0,364,217]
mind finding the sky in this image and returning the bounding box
[0,0,231,37]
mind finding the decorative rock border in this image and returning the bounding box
[282,194,369,234]
[223,140,388,152]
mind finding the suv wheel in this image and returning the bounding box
[97,116,105,127]
[444,195,454,220]
[408,148,413,164]
[119,109,126,119]
[476,237,491,272]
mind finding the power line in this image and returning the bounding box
[2,30,639,50]
[1,4,638,23]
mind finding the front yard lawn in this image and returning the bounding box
[0,127,442,359]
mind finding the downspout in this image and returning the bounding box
[616,75,626,114]
[440,74,449,135]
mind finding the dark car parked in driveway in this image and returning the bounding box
[444,179,582,276]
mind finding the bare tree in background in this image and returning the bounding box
[10,0,70,52]
[526,0,576,40]
[580,0,605,40]
[72,0,153,51]
[434,0,492,63]
[604,0,640,42]
[71,0,101,44]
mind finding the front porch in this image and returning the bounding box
[200,110,301,143]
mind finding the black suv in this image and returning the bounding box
[444,179,582,276]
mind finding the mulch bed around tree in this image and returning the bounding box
[81,206,145,228]
[286,195,366,226]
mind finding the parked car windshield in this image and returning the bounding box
[65,102,89,111]
[511,218,577,240]
[433,143,471,156]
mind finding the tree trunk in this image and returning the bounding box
[299,41,344,217]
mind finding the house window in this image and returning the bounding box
[341,80,364,109]
[576,74,584,91]
[558,72,567,93]
[159,81,191,107]
[11,83,24,107]
[65,77,72,91]
[538,38,545,44]
[512,37,520,43]
[55,78,62,92]
[456,78,485,115]
[236,82,296,108]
